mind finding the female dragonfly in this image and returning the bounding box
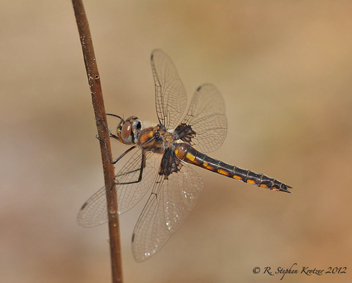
[78,50,291,262]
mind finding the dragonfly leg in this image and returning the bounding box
[109,151,146,191]
[116,151,146,185]
[96,135,136,164]
[104,150,145,194]
[106,114,125,140]
[95,117,120,140]
[106,113,124,121]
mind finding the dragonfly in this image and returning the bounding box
[78,49,291,262]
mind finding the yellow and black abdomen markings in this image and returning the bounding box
[175,143,291,193]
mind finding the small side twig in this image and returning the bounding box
[71,1,123,282]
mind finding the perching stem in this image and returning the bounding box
[71,1,123,282]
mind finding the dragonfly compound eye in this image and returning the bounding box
[121,121,132,140]
[132,119,142,131]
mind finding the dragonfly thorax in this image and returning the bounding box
[136,124,178,154]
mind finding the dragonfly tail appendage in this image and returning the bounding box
[175,143,291,193]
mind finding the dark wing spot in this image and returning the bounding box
[81,202,88,210]
[175,123,196,144]
[159,148,183,177]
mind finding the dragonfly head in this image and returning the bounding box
[114,115,143,145]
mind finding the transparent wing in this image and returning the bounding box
[78,149,161,228]
[181,83,227,153]
[131,162,204,262]
[151,49,187,129]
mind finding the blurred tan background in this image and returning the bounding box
[1,0,352,282]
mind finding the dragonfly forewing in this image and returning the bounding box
[151,49,187,129]
[78,149,160,228]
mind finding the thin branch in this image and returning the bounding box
[71,1,123,282]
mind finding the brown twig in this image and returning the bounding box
[71,1,123,282]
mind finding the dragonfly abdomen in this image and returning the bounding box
[175,143,291,193]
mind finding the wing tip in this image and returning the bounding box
[80,201,88,210]
[151,49,164,61]
[196,83,219,93]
